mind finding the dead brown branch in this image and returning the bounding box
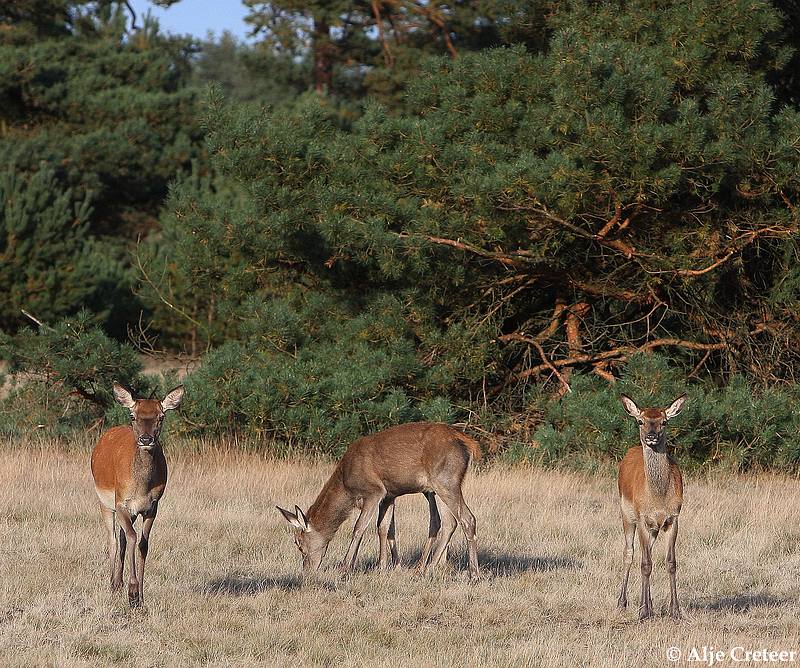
[511,337,727,383]
[371,1,395,67]
[396,232,535,268]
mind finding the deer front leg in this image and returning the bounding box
[665,516,680,619]
[116,506,140,608]
[99,505,120,592]
[341,494,382,574]
[113,524,126,592]
[617,515,636,609]
[637,524,657,621]
[134,504,158,607]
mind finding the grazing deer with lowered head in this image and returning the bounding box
[617,393,687,620]
[90,383,184,607]
[277,422,481,579]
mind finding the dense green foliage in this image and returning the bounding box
[0,311,151,436]
[1,0,799,470]
[517,353,800,472]
[0,1,202,335]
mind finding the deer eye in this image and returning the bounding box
[637,419,644,425]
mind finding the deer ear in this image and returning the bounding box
[161,385,185,412]
[294,505,309,532]
[277,505,307,531]
[112,383,136,409]
[620,394,641,419]
[665,394,687,420]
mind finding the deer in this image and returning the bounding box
[90,383,184,607]
[277,422,481,579]
[617,393,687,621]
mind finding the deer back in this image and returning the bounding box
[337,422,479,497]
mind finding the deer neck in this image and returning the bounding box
[132,444,164,485]
[641,436,671,498]
[307,466,353,541]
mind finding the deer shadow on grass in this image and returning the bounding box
[200,573,336,596]
[472,549,582,577]
[689,592,790,613]
[395,547,582,577]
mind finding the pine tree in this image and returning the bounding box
[146,0,800,451]
[0,1,203,332]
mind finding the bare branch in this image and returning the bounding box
[396,231,535,268]
[511,337,728,383]
[124,1,137,31]
[371,1,395,67]
[134,242,212,352]
[20,309,55,331]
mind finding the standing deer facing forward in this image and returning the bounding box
[277,422,481,579]
[91,383,184,607]
[617,393,687,621]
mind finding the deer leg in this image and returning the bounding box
[617,515,636,609]
[341,493,382,574]
[665,517,680,619]
[424,505,457,576]
[114,525,126,592]
[376,497,395,570]
[134,504,157,608]
[415,492,441,575]
[99,505,118,591]
[116,506,140,608]
[387,502,399,568]
[637,524,657,621]
[434,486,480,580]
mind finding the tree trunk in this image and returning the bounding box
[312,15,333,94]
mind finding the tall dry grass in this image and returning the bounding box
[0,441,798,667]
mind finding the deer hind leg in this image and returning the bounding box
[434,485,480,580]
[115,506,140,608]
[341,492,383,575]
[134,505,158,608]
[423,504,457,577]
[387,502,399,567]
[377,497,395,571]
[665,516,680,620]
[617,514,636,609]
[637,524,658,621]
[415,492,441,575]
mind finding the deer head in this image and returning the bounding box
[620,394,686,451]
[276,505,329,572]
[113,383,185,450]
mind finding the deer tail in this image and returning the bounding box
[457,432,483,464]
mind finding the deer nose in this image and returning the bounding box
[137,435,155,447]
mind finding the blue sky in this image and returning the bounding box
[128,0,254,42]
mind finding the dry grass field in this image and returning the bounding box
[1,441,798,667]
